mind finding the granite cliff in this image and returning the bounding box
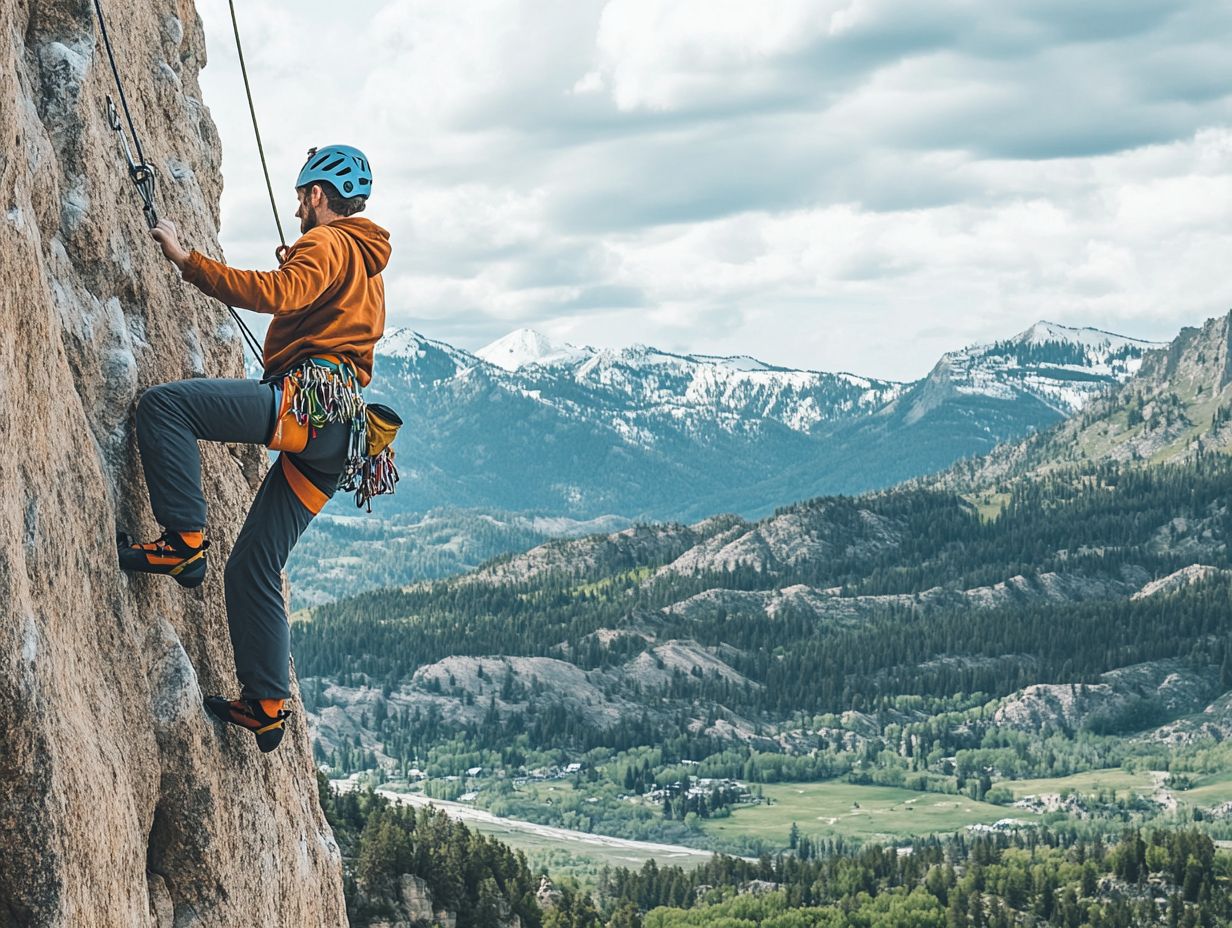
[1,1,345,925]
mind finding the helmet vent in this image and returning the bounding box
[297,145,373,199]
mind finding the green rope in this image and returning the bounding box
[228,0,287,248]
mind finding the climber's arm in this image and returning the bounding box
[151,220,340,315]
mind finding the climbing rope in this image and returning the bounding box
[92,0,266,363]
[227,0,287,250]
[94,0,157,230]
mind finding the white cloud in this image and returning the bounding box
[194,0,1232,382]
[592,0,834,111]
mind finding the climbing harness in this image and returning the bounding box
[263,356,401,510]
[93,0,264,363]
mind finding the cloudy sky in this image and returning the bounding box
[196,0,1232,381]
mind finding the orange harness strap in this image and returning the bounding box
[280,454,328,515]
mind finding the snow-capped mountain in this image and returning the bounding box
[360,321,1160,520]
[476,331,904,436]
[889,321,1160,426]
[475,328,591,371]
[936,310,1232,490]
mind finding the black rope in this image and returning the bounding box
[104,94,158,229]
[228,0,287,249]
[92,0,146,169]
[228,302,265,363]
[93,0,265,365]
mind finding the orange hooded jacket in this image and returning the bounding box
[181,216,391,386]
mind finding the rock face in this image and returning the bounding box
[993,661,1218,734]
[940,309,1232,489]
[0,2,346,926]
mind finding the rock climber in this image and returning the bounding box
[119,145,390,753]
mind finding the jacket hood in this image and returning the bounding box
[331,216,391,277]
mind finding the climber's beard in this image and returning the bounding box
[300,202,320,234]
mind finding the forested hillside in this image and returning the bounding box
[298,457,1232,731]
[286,508,628,607]
[324,781,1232,927]
[940,310,1232,490]
[296,455,1232,865]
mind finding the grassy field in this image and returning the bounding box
[379,767,1232,884]
[572,566,655,597]
[968,491,1012,523]
[510,780,581,801]
[1003,769,1157,801]
[703,781,1027,846]
[1178,771,1232,808]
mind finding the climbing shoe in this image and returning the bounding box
[204,696,292,753]
[117,530,209,588]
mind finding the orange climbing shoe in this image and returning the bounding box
[204,696,291,753]
[117,530,209,588]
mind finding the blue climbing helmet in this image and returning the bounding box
[296,144,372,199]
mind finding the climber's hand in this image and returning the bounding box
[275,245,290,265]
[151,219,190,271]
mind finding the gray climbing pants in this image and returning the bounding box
[135,378,348,699]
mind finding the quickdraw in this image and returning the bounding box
[351,449,399,512]
[288,358,365,428]
[92,0,265,363]
[105,96,157,230]
[94,0,155,227]
[351,405,402,511]
[268,358,400,510]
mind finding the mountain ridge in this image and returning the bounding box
[932,309,1232,492]
[286,319,1167,602]
[360,319,1160,522]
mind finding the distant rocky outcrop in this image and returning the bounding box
[1132,564,1229,600]
[993,661,1218,734]
[1145,692,1232,747]
[310,639,767,765]
[463,519,734,587]
[937,310,1232,490]
[365,874,484,928]
[0,3,344,925]
[655,503,903,577]
[664,567,1149,625]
